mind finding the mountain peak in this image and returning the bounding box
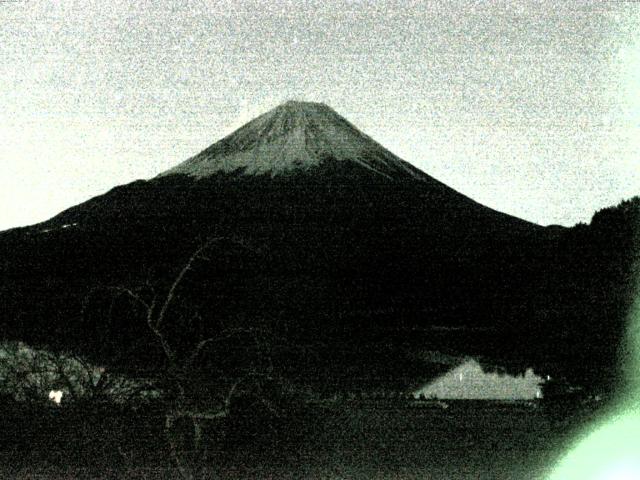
[278,99,333,112]
[258,100,341,123]
[160,101,428,181]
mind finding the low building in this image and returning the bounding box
[413,358,544,401]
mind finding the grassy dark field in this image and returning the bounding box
[1,400,601,479]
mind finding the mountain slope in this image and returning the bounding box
[43,101,536,237]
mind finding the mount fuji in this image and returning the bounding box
[0,101,633,393]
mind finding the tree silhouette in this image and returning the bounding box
[104,237,287,480]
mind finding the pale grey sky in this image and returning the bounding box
[1,0,639,230]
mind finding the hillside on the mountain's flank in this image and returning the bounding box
[0,101,637,396]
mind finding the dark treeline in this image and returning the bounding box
[0,167,637,397]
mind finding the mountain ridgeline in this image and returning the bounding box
[1,101,638,395]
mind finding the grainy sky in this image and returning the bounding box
[1,0,639,230]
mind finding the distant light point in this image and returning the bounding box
[48,390,63,405]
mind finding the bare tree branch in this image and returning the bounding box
[85,235,277,478]
[155,237,226,332]
[114,287,153,312]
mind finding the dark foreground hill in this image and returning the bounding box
[0,101,637,395]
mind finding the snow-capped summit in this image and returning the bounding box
[160,101,427,180]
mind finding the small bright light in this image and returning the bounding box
[48,390,63,405]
